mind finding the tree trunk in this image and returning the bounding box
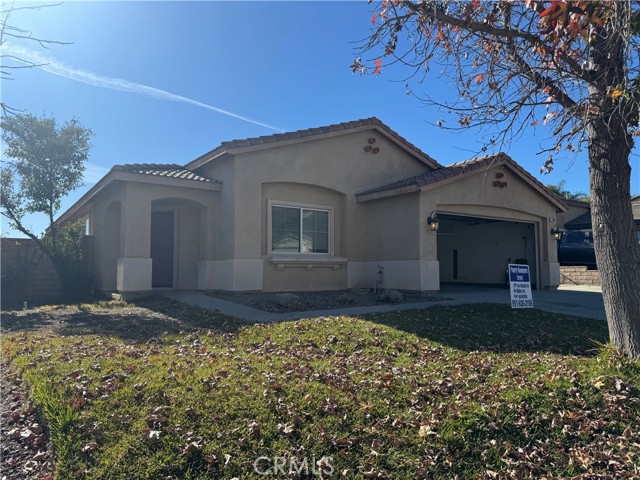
[585,2,640,358]
[588,118,640,358]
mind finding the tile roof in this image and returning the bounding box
[356,153,511,196]
[356,153,567,211]
[186,117,441,170]
[564,211,640,229]
[564,211,593,230]
[111,163,219,183]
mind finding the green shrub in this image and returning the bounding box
[44,220,93,302]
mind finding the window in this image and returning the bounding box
[271,205,329,254]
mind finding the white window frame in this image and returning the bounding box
[267,199,333,257]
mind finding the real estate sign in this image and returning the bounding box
[508,264,533,309]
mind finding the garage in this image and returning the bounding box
[437,213,538,289]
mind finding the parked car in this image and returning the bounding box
[559,229,640,269]
[558,229,596,268]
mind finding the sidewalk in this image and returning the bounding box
[558,284,602,293]
[165,285,606,323]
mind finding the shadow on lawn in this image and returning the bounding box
[1,296,243,341]
[3,297,609,355]
[364,303,610,356]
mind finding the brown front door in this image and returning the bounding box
[151,211,174,288]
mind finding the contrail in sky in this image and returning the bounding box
[2,43,285,132]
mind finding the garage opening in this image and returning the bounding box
[437,214,538,289]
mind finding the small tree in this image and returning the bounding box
[1,112,93,300]
[357,1,640,358]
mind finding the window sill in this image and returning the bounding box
[266,255,347,271]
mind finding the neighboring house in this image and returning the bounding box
[57,118,568,294]
[557,196,640,231]
[632,194,640,221]
[556,199,591,229]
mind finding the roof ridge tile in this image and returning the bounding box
[185,117,441,170]
[112,163,218,183]
[356,153,565,211]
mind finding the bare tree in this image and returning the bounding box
[357,1,640,357]
[0,1,68,115]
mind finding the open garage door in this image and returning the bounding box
[437,214,538,289]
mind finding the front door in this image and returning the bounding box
[151,211,174,288]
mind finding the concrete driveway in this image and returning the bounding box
[166,284,606,323]
[438,284,605,321]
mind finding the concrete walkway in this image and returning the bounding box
[164,285,606,323]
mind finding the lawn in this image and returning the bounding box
[1,298,639,479]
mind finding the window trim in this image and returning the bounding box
[267,199,334,257]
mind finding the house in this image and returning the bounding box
[556,199,591,230]
[557,197,640,232]
[56,118,568,294]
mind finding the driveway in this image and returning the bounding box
[438,284,605,321]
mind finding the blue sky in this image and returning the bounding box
[2,1,639,237]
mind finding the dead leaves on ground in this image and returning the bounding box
[2,315,639,479]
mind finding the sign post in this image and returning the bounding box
[508,264,533,309]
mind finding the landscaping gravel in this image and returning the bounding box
[206,289,452,313]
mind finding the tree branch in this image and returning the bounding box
[0,207,44,251]
[399,0,595,86]
[401,0,542,44]
[504,40,578,112]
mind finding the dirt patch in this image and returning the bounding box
[1,301,133,332]
[0,297,243,339]
[207,289,452,313]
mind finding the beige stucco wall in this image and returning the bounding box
[196,128,433,291]
[200,130,429,252]
[365,193,420,261]
[263,264,348,292]
[209,155,235,260]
